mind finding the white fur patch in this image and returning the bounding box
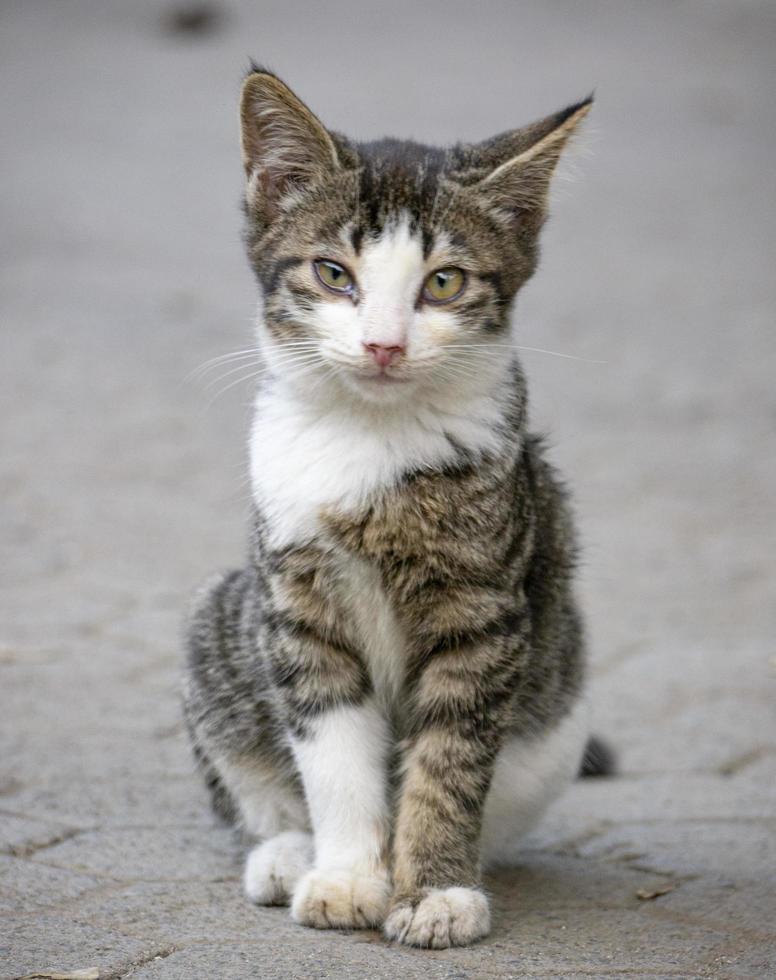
[244,831,313,905]
[212,753,308,839]
[250,378,508,549]
[291,700,390,873]
[334,556,407,710]
[356,216,424,350]
[480,694,590,867]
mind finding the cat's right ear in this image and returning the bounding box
[465,96,593,235]
[240,68,340,221]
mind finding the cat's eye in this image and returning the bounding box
[314,259,354,294]
[423,267,466,304]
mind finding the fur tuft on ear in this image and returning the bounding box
[468,95,593,229]
[240,68,340,221]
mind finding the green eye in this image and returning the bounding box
[423,267,465,303]
[314,259,354,294]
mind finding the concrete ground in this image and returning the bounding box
[2,1,775,977]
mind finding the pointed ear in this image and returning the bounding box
[469,96,593,229]
[240,68,340,220]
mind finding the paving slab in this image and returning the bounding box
[0,914,160,980]
[574,819,776,880]
[2,0,775,977]
[0,856,102,916]
[27,827,241,884]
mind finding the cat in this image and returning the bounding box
[183,66,610,949]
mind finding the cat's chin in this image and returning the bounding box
[339,371,419,405]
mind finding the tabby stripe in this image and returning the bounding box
[270,612,360,662]
[423,608,527,658]
[478,270,508,307]
[260,255,304,295]
[457,295,493,316]
[350,223,364,254]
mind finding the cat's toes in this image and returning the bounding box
[384,887,491,948]
[244,831,313,906]
[291,867,391,929]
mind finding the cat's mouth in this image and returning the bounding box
[353,366,412,385]
[343,366,415,399]
[364,373,411,385]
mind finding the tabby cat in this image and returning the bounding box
[183,67,608,949]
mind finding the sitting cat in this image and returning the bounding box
[183,67,609,949]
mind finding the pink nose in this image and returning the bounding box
[363,342,405,368]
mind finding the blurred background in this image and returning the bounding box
[2,1,774,976]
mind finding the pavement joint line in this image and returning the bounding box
[716,744,771,776]
[1,877,129,919]
[601,766,773,778]
[542,820,615,856]
[0,805,87,826]
[101,944,180,980]
[3,827,86,859]
[551,815,776,829]
[13,856,242,884]
[616,863,699,882]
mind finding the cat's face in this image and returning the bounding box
[240,69,590,406]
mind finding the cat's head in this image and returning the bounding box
[240,67,590,406]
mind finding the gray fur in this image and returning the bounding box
[183,68,602,946]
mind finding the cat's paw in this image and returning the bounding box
[244,831,314,906]
[384,887,491,948]
[291,867,391,929]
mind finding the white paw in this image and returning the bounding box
[384,887,491,948]
[244,831,313,905]
[291,867,391,929]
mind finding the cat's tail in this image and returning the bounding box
[579,735,616,778]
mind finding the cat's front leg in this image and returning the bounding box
[289,699,392,930]
[265,545,393,930]
[384,722,498,948]
[384,616,525,948]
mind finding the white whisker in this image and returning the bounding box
[442,343,606,364]
[187,348,261,381]
[203,352,328,406]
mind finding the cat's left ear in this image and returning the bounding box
[240,67,341,221]
[468,96,593,231]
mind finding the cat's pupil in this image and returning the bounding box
[436,273,447,288]
[331,267,341,280]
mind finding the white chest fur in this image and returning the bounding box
[334,555,407,710]
[249,381,505,550]
[250,377,509,709]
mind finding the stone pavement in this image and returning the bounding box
[2,1,775,977]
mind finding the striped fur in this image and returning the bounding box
[183,69,596,948]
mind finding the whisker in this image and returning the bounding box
[187,348,261,381]
[204,369,264,410]
[271,340,324,348]
[203,353,328,405]
[189,340,324,384]
[442,343,606,364]
[203,360,267,392]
